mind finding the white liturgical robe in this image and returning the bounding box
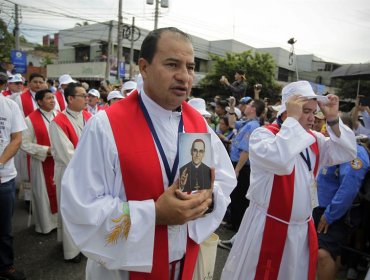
[221,117,356,280]
[61,91,237,280]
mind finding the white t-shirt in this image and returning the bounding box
[0,95,27,183]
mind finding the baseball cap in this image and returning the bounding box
[8,74,23,83]
[240,96,252,104]
[107,90,124,102]
[278,81,329,116]
[88,89,100,98]
[123,81,137,91]
[188,98,212,118]
[314,111,325,120]
[59,74,76,85]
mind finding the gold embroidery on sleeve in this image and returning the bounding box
[105,214,131,245]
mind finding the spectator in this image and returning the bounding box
[0,72,27,280]
[2,74,24,100]
[220,70,247,100]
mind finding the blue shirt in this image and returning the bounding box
[317,144,370,224]
[230,118,260,162]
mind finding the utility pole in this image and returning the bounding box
[129,17,135,79]
[105,20,113,80]
[14,4,20,50]
[154,0,159,30]
[117,0,123,80]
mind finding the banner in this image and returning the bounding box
[11,50,27,74]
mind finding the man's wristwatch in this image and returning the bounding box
[327,117,339,126]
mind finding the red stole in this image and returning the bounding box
[106,91,205,280]
[28,110,58,214]
[2,90,11,97]
[52,110,91,149]
[55,90,66,111]
[254,123,319,280]
[20,90,36,117]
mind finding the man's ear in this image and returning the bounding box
[138,58,149,79]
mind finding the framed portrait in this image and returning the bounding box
[179,133,212,192]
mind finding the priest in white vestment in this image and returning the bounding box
[21,89,58,234]
[50,82,91,262]
[61,28,237,280]
[222,81,357,280]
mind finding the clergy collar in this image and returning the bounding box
[39,108,54,115]
[66,107,82,117]
[140,90,182,119]
[30,89,37,96]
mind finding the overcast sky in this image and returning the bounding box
[2,0,370,64]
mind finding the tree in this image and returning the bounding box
[199,50,281,101]
[0,19,15,63]
[333,79,370,100]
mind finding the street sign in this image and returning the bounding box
[10,50,27,74]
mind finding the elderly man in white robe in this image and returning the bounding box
[50,82,91,263]
[60,27,236,280]
[222,81,357,280]
[21,89,58,234]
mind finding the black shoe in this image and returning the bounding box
[0,266,26,280]
[65,253,82,263]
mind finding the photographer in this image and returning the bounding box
[220,70,247,100]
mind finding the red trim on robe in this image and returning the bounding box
[28,110,58,214]
[2,90,11,97]
[254,124,319,280]
[20,90,36,117]
[106,91,206,280]
[55,90,66,111]
[52,111,91,149]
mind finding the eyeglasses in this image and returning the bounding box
[72,94,88,98]
[12,82,23,85]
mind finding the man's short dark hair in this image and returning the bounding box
[191,138,205,152]
[64,82,83,104]
[35,89,53,101]
[47,79,54,85]
[216,100,228,109]
[140,27,191,64]
[236,69,245,76]
[252,100,266,117]
[29,73,45,82]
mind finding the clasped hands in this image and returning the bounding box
[155,169,215,225]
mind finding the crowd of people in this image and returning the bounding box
[1,27,370,280]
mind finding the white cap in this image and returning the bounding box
[226,106,242,119]
[8,74,23,83]
[278,80,329,116]
[107,90,124,102]
[270,105,281,112]
[123,81,137,91]
[188,98,211,118]
[88,89,100,98]
[59,74,76,85]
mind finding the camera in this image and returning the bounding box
[254,84,262,90]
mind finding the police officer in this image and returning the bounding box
[228,98,265,230]
[314,142,370,280]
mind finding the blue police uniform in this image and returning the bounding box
[228,117,261,230]
[317,144,370,224]
[314,144,370,260]
[230,118,260,163]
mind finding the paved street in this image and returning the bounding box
[12,196,235,280]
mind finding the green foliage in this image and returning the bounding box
[0,19,15,63]
[200,50,281,101]
[34,45,58,54]
[42,56,54,66]
[334,79,370,99]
